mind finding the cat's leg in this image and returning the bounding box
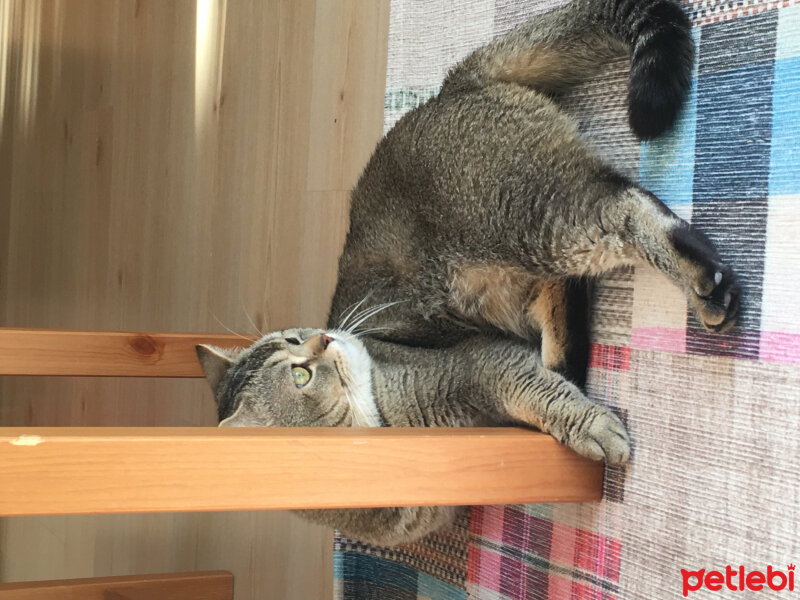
[527,278,590,388]
[611,186,738,332]
[542,180,739,333]
[448,267,591,386]
[491,355,630,464]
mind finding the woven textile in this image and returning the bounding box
[334,1,800,598]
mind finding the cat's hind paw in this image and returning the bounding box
[690,266,740,333]
[670,223,741,333]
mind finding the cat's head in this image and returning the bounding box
[196,328,380,427]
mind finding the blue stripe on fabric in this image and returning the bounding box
[769,4,800,196]
[639,29,701,208]
[769,55,800,196]
[337,552,466,600]
[687,12,778,359]
[334,548,343,579]
[693,61,776,201]
[340,552,419,599]
[697,10,780,75]
[333,551,467,600]
[417,572,467,600]
[693,12,778,202]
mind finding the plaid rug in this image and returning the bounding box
[334,1,800,598]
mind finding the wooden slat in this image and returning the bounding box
[0,328,254,377]
[0,427,604,515]
[0,0,389,594]
[0,570,233,600]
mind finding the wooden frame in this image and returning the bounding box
[0,328,606,515]
[0,570,233,599]
[0,427,602,515]
[0,328,252,377]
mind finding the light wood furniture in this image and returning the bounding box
[0,427,602,516]
[0,570,233,600]
[0,329,252,377]
[0,0,390,595]
[0,327,604,517]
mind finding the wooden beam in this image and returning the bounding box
[0,328,253,377]
[0,570,233,600]
[0,427,603,515]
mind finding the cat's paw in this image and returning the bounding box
[689,265,740,333]
[671,224,740,333]
[568,408,630,465]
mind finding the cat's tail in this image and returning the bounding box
[441,0,694,139]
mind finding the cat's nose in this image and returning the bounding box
[305,333,333,354]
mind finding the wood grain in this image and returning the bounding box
[0,0,390,596]
[0,328,253,377]
[0,427,603,516]
[0,570,233,600]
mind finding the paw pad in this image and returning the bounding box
[568,409,631,465]
[691,266,740,333]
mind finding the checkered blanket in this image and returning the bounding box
[334,1,800,598]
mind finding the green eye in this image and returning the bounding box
[291,366,311,387]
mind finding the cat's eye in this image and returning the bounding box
[285,337,301,345]
[291,366,311,387]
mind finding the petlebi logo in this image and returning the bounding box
[681,564,795,596]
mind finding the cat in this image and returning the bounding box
[196,0,738,546]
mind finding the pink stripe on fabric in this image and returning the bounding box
[574,529,595,573]
[469,505,485,536]
[630,326,687,353]
[548,572,573,599]
[589,344,631,371]
[467,546,503,591]
[471,505,506,542]
[573,529,622,584]
[517,507,533,598]
[549,522,577,566]
[604,538,622,583]
[500,507,554,560]
[759,331,800,364]
[548,521,623,585]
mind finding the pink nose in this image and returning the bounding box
[320,334,333,349]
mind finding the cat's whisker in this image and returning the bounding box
[240,298,264,337]
[344,386,369,427]
[346,308,392,334]
[346,298,396,324]
[209,310,254,343]
[346,301,403,333]
[351,301,401,327]
[342,387,355,425]
[343,299,386,333]
[351,326,393,338]
[235,281,265,337]
[338,295,371,330]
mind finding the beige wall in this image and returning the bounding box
[0,0,389,597]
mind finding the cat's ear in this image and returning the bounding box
[195,345,236,396]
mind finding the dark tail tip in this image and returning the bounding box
[627,1,694,139]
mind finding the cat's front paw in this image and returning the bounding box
[568,408,630,465]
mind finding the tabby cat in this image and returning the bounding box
[197,0,739,546]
